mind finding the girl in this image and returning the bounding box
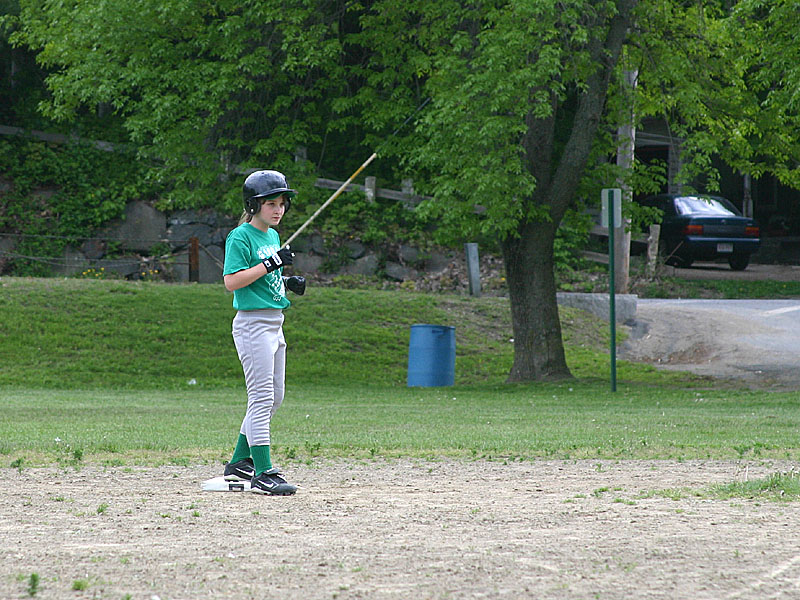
[221,169,306,496]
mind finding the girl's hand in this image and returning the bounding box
[284,276,306,295]
[262,247,294,273]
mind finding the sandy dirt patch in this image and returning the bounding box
[3,459,800,599]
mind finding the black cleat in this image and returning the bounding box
[223,458,255,482]
[250,467,297,496]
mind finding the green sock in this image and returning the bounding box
[230,433,250,464]
[250,445,272,475]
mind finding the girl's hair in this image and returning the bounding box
[238,210,253,226]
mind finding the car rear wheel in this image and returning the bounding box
[728,254,750,271]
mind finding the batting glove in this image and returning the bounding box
[262,247,294,273]
[284,276,306,295]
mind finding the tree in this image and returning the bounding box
[348,0,637,380]
[347,0,800,381]
[11,0,800,382]
[710,0,800,189]
[8,0,355,209]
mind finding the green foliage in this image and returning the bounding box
[631,1,800,192]
[347,0,545,238]
[27,572,39,598]
[718,0,800,190]
[8,0,800,240]
[642,278,800,300]
[347,1,650,241]
[709,471,800,502]
[8,0,358,210]
[10,1,799,233]
[0,136,153,275]
[294,189,435,255]
[554,208,593,272]
[8,0,800,384]
[319,193,425,244]
[1,3,47,129]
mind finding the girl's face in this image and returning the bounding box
[258,194,286,226]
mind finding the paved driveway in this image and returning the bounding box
[622,297,800,389]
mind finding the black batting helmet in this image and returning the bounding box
[242,170,297,215]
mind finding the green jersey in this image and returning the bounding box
[223,223,290,311]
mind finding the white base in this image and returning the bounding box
[201,476,251,492]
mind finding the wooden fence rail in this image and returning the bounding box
[3,124,663,277]
[588,223,662,278]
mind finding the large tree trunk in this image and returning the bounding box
[502,219,570,382]
[502,0,637,382]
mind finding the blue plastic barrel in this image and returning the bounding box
[407,324,455,387]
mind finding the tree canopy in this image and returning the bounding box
[6,0,800,381]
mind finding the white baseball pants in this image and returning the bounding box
[231,309,286,446]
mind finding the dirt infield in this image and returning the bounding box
[3,459,800,599]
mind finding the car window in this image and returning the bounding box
[673,196,740,216]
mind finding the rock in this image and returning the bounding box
[60,201,509,293]
[424,250,454,273]
[346,240,366,259]
[80,238,107,260]
[101,201,167,253]
[556,292,638,324]
[0,235,17,272]
[385,261,418,281]
[342,254,379,276]
[308,234,327,255]
[199,244,224,283]
[293,252,325,275]
[106,257,152,279]
[286,235,310,253]
[168,209,218,227]
[52,246,89,277]
[212,227,232,246]
[169,243,224,283]
[167,223,214,248]
[398,244,419,264]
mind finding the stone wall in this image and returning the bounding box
[46,201,461,286]
[2,198,641,319]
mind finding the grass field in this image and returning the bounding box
[3,384,798,466]
[3,276,800,600]
[1,276,799,467]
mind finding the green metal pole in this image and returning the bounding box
[608,190,617,392]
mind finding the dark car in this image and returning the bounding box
[640,194,760,270]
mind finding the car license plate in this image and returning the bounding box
[717,243,733,253]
